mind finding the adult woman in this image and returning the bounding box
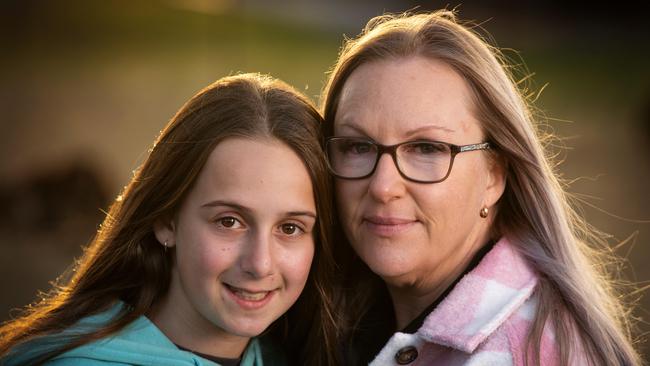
[322,10,640,366]
[0,73,338,365]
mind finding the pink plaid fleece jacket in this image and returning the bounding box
[369,237,573,366]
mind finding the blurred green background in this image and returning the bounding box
[1,0,649,360]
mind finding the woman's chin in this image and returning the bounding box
[362,255,414,281]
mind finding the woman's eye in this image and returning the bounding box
[418,143,434,153]
[342,141,373,155]
[352,143,372,154]
[406,142,446,154]
[280,223,303,236]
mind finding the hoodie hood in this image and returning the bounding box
[3,302,264,366]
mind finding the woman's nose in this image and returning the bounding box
[239,232,275,278]
[368,153,406,203]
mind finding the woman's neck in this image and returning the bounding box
[386,236,492,330]
[387,267,464,330]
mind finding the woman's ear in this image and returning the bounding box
[153,217,176,248]
[484,154,507,208]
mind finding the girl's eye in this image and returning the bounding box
[218,216,241,228]
[280,223,303,236]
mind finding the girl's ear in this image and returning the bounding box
[153,217,176,248]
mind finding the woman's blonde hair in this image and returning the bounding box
[321,10,640,366]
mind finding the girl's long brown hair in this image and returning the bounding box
[321,10,641,366]
[0,73,339,366]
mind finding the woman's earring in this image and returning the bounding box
[480,207,489,218]
[163,240,168,252]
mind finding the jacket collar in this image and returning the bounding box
[416,237,538,353]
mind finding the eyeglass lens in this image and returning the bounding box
[327,138,452,182]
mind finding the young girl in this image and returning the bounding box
[0,73,338,365]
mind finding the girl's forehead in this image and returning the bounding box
[185,137,316,214]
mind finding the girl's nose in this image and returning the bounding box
[239,231,275,278]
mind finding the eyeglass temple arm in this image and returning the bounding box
[458,142,490,152]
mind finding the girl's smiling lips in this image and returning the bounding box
[223,284,278,310]
[362,215,418,237]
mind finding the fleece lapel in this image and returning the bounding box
[417,238,538,353]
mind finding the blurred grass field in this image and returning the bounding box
[1,0,649,360]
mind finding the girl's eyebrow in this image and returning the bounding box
[201,200,251,213]
[286,211,317,219]
[201,200,316,219]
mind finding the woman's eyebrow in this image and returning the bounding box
[403,125,455,138]
[337,121,455,137]
[335,121,367,135]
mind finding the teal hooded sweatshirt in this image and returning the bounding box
[2,302,283,366]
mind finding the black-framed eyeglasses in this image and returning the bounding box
[325,137,491,184]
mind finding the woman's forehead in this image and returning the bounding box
[335,57,482,141]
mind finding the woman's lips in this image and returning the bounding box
[363,216,417,237]
[224,284,276,310]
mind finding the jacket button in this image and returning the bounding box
[395,346,418,364]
